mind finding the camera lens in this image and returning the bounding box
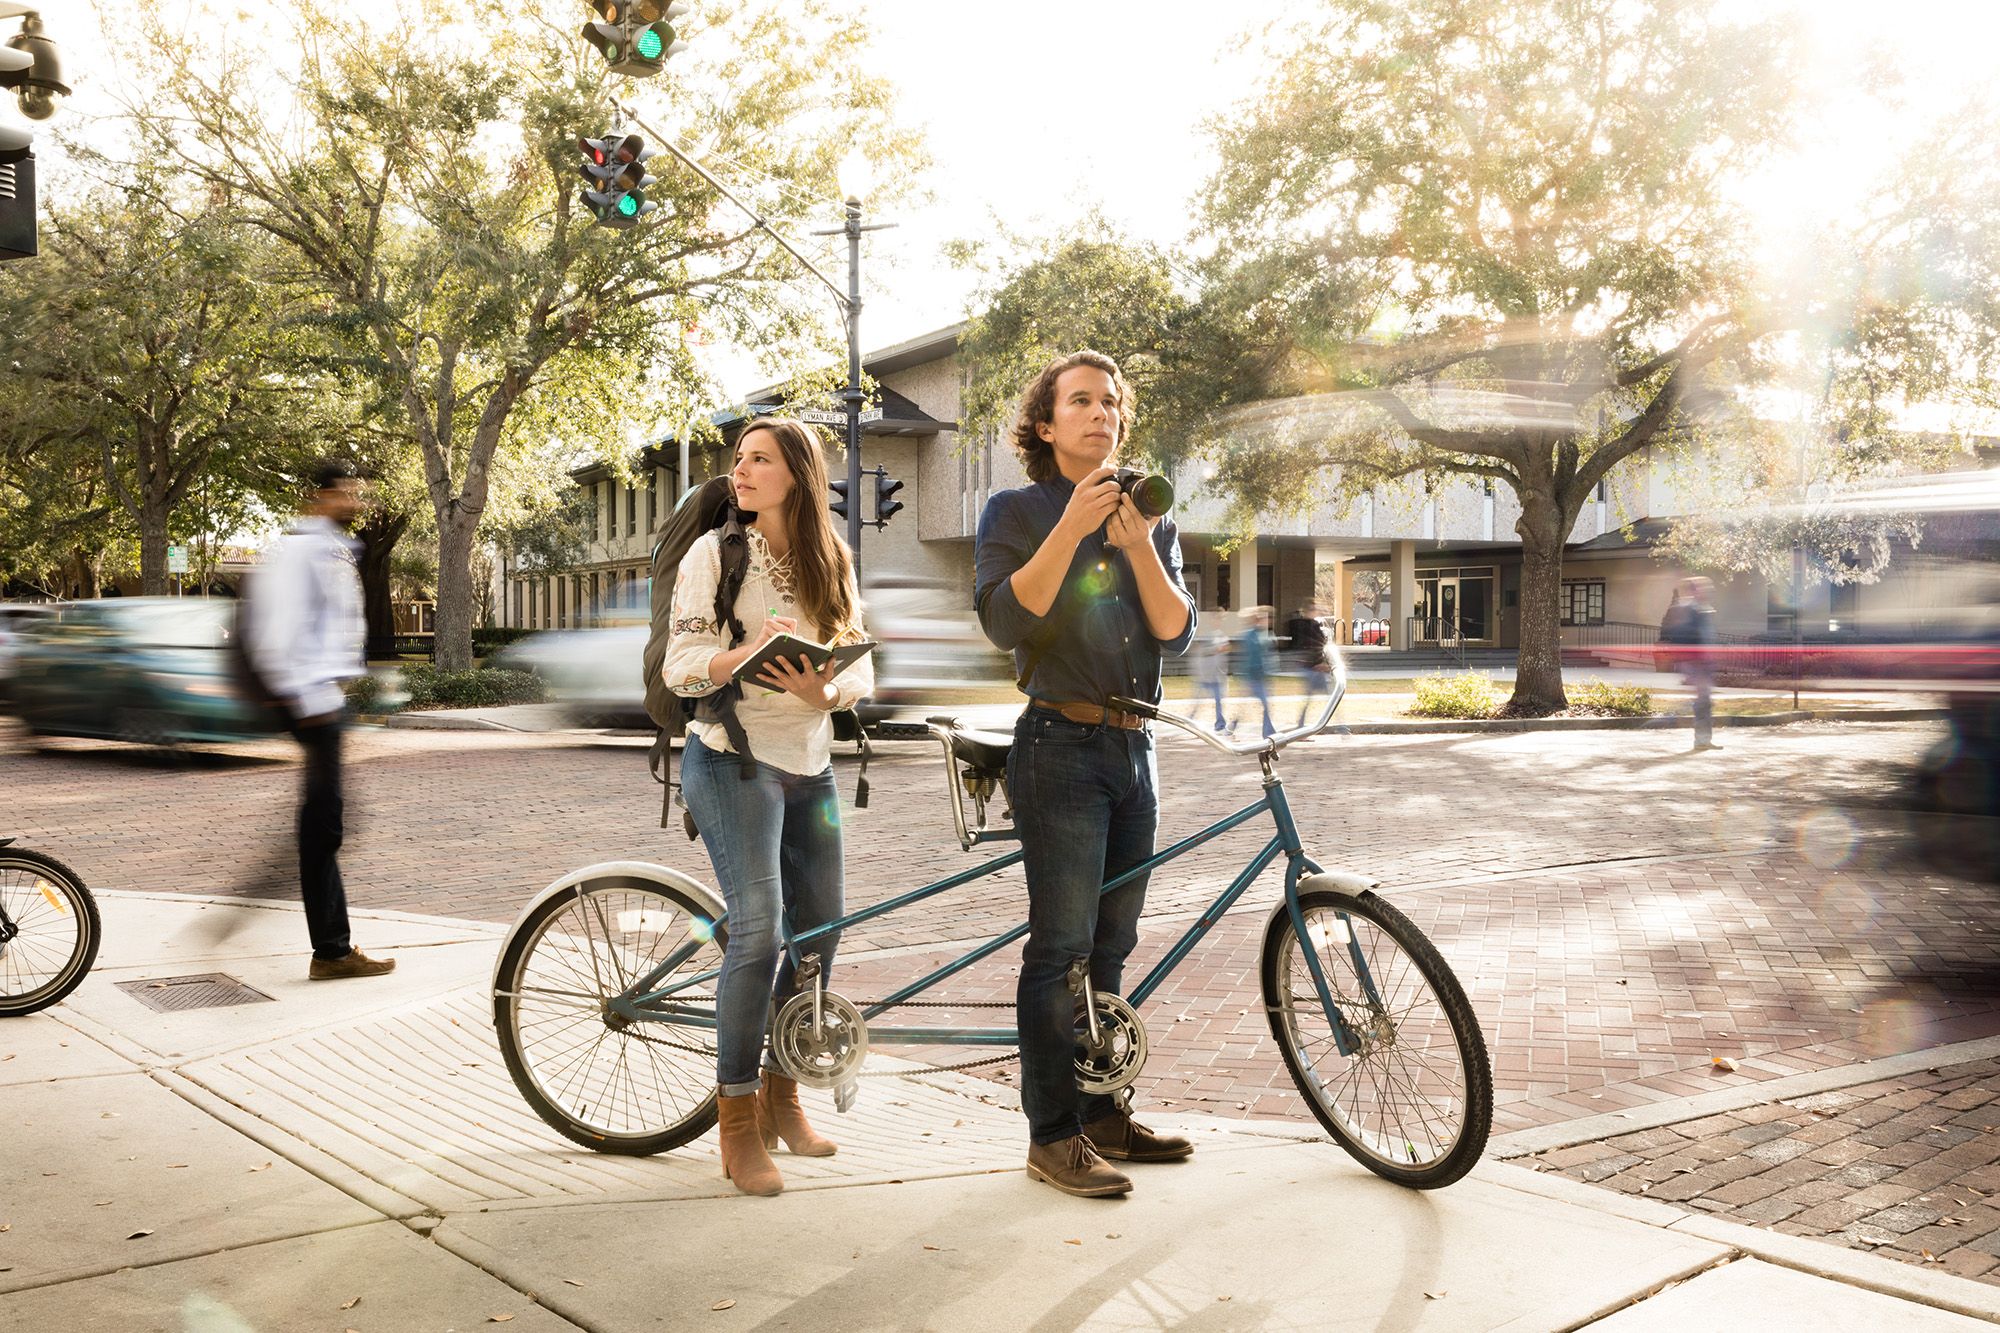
[1115,469,1175,519]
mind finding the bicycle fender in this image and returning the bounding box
[492,861,727,993]
[1299,870,1378,897]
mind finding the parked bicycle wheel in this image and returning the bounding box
[1261,889,1491,1188]
[494,875,727,1155]
[0,847,101,1018]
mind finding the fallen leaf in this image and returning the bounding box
[1063,1238,1082,1246]
[1711,1057,1739,1073]
[340,1297,360,1311]
[0,1223,8,1233]
[563,1278,585,1287]
[488,1316,515,1324]
[1217,1295,1232,1302]
[922,1244,942,1252]
[1105,1233,1121,1239]
[126,1230,153,1240]
[1922,1250,1942,1264]
[1425,1291,1448,1300]
[100,1112,118,1119]
[93,1201,112,1208]
[249,1162,272,1173]
[711,1299,736,1311]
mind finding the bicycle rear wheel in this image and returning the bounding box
[0,849,100,1017]
[1261,889,1491,1188]
[493,875,727,1155]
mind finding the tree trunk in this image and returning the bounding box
[1509,505,1570,715]
[137,507,170,596]
[432,509,479,671]
[356,508,408,659]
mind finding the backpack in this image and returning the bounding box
[229,565,308,732]
[644,477,756,835]
[640,478,873,836]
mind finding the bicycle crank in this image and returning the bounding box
[770,988,870,1089]
[1072,992,1148,1095]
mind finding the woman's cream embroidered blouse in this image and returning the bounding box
[660,527,873,777]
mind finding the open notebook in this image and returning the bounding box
[732,633,878,692]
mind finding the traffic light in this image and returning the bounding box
[578,132,658,229]
[829,479,850,521]
[873,473,905,527]
[582,1,689,79]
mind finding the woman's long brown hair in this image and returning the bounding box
[735,417,859,642]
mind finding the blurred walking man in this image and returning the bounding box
[1661,576,1721,753]
[243,461,395,980]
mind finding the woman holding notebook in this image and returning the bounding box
[659,416,874,1197]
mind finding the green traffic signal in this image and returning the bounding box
[635,25,664,59]
[618,193,639,217]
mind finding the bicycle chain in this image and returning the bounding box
[617,997,1025,1080]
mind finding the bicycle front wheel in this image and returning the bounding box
[494,875,727,1155]
[0,849,101,1017]
[1262,889,1491,1188]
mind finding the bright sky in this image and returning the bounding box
[23,0,2000,394]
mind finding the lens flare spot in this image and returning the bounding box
[687,917,715,943]
[1797,808,1859,870]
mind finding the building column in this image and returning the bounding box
[1328,556,1351,630]
[1389,539,1417,650]
[1229,538,1259,612]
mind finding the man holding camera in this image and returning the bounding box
[975,349,1197,1198]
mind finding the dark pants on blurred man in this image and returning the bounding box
[290,717,353,961]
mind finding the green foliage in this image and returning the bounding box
[399,664,546,710]
[1407,671,1504,719]
[472,627,537,652]
[341,673,390,714]
[1564,679,1655,717]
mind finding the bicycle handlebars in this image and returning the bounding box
[1112,644,1347,760]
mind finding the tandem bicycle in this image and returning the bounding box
[492,652,1495,1189]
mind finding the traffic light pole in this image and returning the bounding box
[623,108,891,577]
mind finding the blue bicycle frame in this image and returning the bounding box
[604,678,1374,1058]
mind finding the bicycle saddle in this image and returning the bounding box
[927,715,1013,773]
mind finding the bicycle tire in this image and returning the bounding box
[493,874,727,1155]
[1261,888,1491,1188]
[0,849,101,1018]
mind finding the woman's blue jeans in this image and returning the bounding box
[679,734,844,1095]
[1006,709,1157,1145]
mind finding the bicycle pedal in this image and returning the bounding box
[834,1078,859,1114]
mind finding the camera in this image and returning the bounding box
[1114,468,1174,519]
[0,13,66,122]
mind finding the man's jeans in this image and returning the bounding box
[679,735,844,1095]
[290,717,353,961]
[1007,709,1158,1144]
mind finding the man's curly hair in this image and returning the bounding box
[1010,349,1135,484]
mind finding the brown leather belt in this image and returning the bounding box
[1032,700,1147,731]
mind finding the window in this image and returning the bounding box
[647,472,658,531]
[1560,579,1606,626]
[1216,564,1233,611]
[625,485,637,538]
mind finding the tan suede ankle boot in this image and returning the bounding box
[755,1072,837,1157]
[717,1092,784,1196]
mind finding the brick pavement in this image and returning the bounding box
[4,717,1993,1138]
[1525,1056,2000,1288]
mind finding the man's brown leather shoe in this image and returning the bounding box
[308,949,396,980]
[1026,1135,1132,1198]
[1081,1106,1193,1162]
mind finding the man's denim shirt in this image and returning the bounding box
[974,476,1198,707]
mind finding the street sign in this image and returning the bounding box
[795,408,883,426]
[166,545,189,573]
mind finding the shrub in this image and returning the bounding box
[1408,671,1503,719]
[400,664,546,710]
[472,626,537,653]
[1565,677,1654,717]
[342,673,388,714]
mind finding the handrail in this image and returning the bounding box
[1406,616,1472,668]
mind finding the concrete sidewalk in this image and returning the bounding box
[4,892,1996,1331]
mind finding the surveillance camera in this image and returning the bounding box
[2,15,66,122]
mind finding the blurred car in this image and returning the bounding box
[0,602,60,703]
[8,598,284,747]
[491,572,1011,731]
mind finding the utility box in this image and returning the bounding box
[0,152,35,262]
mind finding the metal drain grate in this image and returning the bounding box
[115,973,276,1012]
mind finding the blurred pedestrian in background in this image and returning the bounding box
[242,461,395,979]
[1660,576,1720,753]
[1235,606,1277,739]
[1192,628,1231,732]
[1284,600,1330,727]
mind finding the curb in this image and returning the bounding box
[1489,1034,2000,1159]
[1327,706,1947,736]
